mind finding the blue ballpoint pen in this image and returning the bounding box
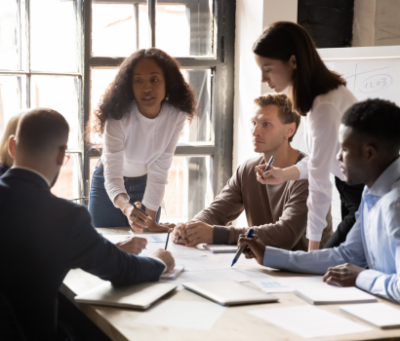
[263,155,274,172]
[231,228,255,267]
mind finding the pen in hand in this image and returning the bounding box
[263,155,274,173]
[165,228,172,250]
[231,228,255,267]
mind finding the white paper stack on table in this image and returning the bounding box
[294,284,377,305]
[340,303,400,329]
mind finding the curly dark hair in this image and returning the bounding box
[91,48,197,136]
[342,99,400,149]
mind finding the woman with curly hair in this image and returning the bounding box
[88,48,196,232]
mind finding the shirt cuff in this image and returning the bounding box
[213,226,230,244]
[355,269,380,292]
[149,256,167,274]
[142,199,160,212]
[263,246,290,269]
[306,232,323,242]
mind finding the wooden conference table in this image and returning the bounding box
[60,227,400,341]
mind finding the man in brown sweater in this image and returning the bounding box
[172,94,332,251]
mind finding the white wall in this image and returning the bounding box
[232,0,298,226]
[233,0,298,171]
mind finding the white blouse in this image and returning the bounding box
[295,85,358,242]
[102,102,187,212]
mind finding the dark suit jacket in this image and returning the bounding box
[0,168,165,340]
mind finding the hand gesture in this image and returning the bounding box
[172,223,188,245]
[122,202,150,233]
[255,164,286,185]
[323,263,365,287]
[115,236,147,255]
[184,221,213,247]
[151,248,175,272]
[237,234,266,265]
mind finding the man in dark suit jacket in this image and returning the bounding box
[0,108,175,341]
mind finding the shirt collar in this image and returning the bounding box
[365,156,400,198]
[12,166,51,187]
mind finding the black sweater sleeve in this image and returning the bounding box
[66,206,165,286]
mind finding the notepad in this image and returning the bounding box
[74,282,177,310]
[204,245,237,254]
[295,285,377,305]
[340,303,400,329]
[160,264,185,280]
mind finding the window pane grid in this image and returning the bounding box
[0,0,84,201]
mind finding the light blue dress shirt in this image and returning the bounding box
[264,157,400,303]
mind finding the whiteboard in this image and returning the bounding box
[290,45,400,228]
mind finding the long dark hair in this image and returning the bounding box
[253,21,346,116]
[92,48,197,136]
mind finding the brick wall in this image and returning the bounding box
[298,0,354,48]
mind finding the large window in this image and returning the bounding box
[0,0,235,223]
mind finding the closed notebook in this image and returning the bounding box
[75,282,177,310]
[204,245,237,254]
[295,286,377,305]
[183,281,278,306]
[340,303,400,329]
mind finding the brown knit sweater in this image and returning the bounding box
[192,153,332,251]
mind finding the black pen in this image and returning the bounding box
[165,228,171,250]
[263,155,275,172]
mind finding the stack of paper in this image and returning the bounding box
[295,285,377,305]
[340,303,400,329]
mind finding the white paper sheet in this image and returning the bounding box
[134,300,226,330]
[163,268,271,286]
[248,305,371,338]
[101,234,131,244]
[251,276,324,293]
[340,303,400,328]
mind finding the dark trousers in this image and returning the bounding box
[323,177,364,249]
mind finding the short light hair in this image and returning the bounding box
[16,108,69,157]
[0,111,26,168]
[254,94,301,142]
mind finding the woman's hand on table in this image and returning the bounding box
[115,236,147,255]
[238,234,266,265]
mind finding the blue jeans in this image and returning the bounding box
[88,166,161,228]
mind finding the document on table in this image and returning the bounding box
[162,268,271,286]
[248,305,371,338]
[134,300,226,330]
[339,303,400,329]
[251,276,323,293]
[101,234,131,244]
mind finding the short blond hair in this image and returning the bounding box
[254,94,300,142]
[0,111,26,168]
